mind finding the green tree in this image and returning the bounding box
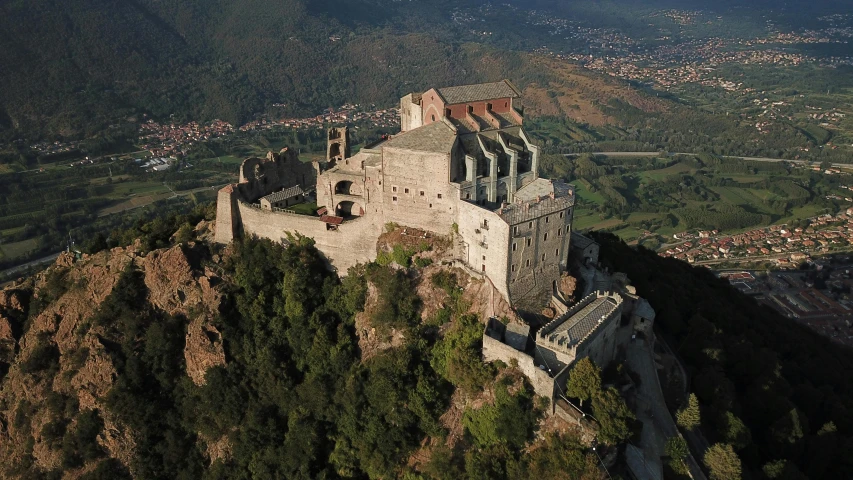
[463,383,537,449]
[719,412,751,450]
[665,436,690,475]
[704,443,742,480]
[566,357,602,407]
[591,387,634,446]
[677,393,701,431]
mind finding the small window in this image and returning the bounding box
[392,196,398,202]
[429,203,432,208]
[526,238,531,247]
[445,108,451,117]
[468,105,474,114]
[431,114,436,121]
[544,233,548,241]
[379,181,382,185]
[545,216,550,224]
[392,186,397,192]
[541,254,545,262]
[420,190,425,197]
[504,101,508,108]
[558,228,562,237]
[512,243,517,252]
[405,188,409,194]
[437,193,442,199]
[465,193,471,199]
[482,255,486,261]
[555,248,559,256]
[525,259,530,267]
[513,226,518,235]
[560,211,564,219]
[482,264,486,272]
[511,264,516,272]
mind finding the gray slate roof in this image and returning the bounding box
[262,185,304,203]
[541,295,621,349]
[383,120,457,154]
[437,80,520,105]
[570,232,597,250]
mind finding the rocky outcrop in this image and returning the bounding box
[0,241,228,473]
[185,317,225,386]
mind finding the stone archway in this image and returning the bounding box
[336,200,363,218]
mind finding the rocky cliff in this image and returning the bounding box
[0,241,226,477]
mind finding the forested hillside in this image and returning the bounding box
[0,0,475,139]
[595,232,853,479]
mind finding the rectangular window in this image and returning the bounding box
[528,221,533,229]
[437,193,443,199]
[405,188,410,194]
[545,216,549,224]
[526,238,531,247]
[560,211,564,219]
[511,264,516,272]
[420,190,425,197]
[525,259,530,267]
[544,233,548,241]
[482,255,486,261]
[513,226,518,235]
[555,248,559,256]
[392,196,398,202]
[541,254,545,262]
[392,186,397,192]
[512,243,517,252]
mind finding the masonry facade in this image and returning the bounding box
[215,80,574,315]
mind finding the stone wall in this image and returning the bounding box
[456,200,511,302]
[235,201,381,274]
[508,206,572,314]
[381,147,458,235]
[482,332,556,401]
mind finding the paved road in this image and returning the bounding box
[566,152,853,170]
[0,252,61,278]
[626,338,707,480]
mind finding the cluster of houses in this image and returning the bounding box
[661,208,853,265]
[238,104,400,132]
[139,119,235,158]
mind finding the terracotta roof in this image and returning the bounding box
[436,80,521,105]
[383,120,457,153]
[321,215,343,225]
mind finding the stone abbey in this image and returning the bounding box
[215,79,657,423]
[216,80,576,314]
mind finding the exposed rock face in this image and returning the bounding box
[559,272,577,299]
[0,242,228,473]
[185,317,225,386]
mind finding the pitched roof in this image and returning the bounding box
[261,185,304,203]
[383,120,457,154]
[436,79,521,105]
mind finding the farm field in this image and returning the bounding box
[549,154,848,246]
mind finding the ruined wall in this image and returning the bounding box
[382,147,458,234]
[235,201,381,274]
[456,200,511,302]
[236,149,314,203]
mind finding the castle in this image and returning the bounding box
[216,80,575,314]
[214,80,657,428]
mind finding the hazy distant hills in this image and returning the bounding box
[0,0,474,139]
[1,0,851,140]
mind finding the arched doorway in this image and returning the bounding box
[336,201,363,218]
